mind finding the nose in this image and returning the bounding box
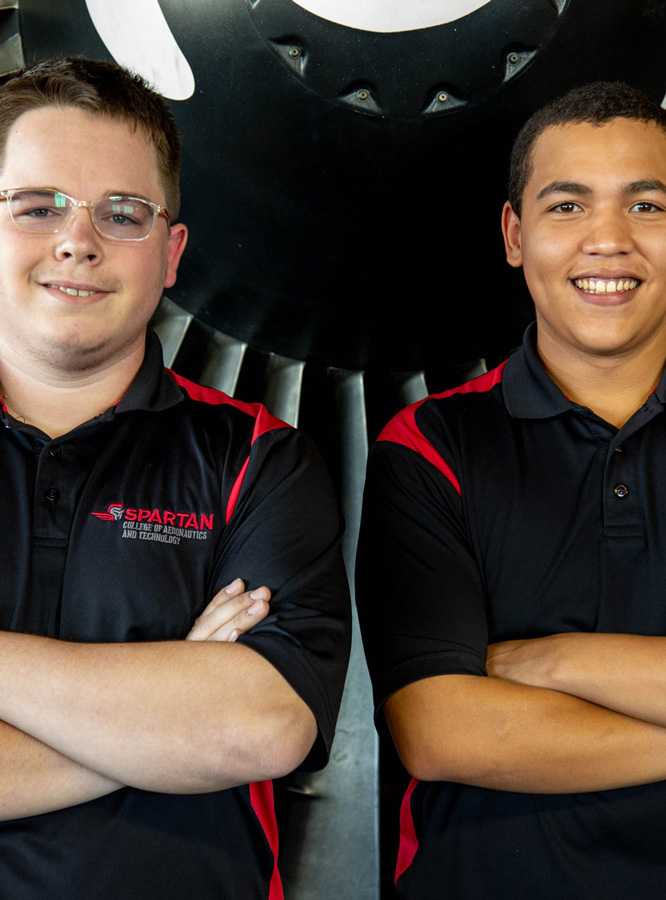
[53,206,103,264]
[580,206,634,256]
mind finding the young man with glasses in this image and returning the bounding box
[358,81,666,899]
[0,57,349,899]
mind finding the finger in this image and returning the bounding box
[199,578,245,617]
[186,586,271,641]
[202,597,271,642]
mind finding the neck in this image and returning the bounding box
[0,340,146,439]
[537,326,665,429]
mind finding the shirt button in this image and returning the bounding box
[44,487,59,504]
[613,483,630,498]
[48,446,61,458]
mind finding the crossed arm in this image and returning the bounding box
[0,579,305,822]
[362,443,666,795]
[386,633,666,794]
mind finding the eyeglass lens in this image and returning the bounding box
[6,189,155,240]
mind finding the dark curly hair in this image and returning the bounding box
[509,81,666,216]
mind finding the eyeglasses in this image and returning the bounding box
[0,187,170,241]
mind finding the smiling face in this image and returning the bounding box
[0,105,187,373]
[502,117,666,366]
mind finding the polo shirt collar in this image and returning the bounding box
[115,329,183,415]
[502,323,574,420]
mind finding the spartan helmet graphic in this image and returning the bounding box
[108,504,125,521]
[91,503,125,522]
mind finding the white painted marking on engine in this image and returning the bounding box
[85,0,195,100]
[290,0,493,33]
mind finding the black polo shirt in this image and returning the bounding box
[357,324,666,900]
[0,330,350,900]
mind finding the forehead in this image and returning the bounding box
[527,118,666,195]
[0,105,163,200]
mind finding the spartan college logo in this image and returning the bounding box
[91,502,215,545]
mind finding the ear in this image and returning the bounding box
[501,201,523,269]
[163,223,189,289]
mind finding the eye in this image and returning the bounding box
[26,206,59,218]
[106,203,142,226]
[629,200,665,213]
[109,213,137,226]
[547,201,582,214]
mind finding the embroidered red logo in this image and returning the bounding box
[91,502,125,522]
[90,503,215,546]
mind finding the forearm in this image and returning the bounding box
[386,673,666,793]
[0,632,315,793]
[492,633,666,727]
[0,719,121,821]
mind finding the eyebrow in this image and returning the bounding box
[536,178,666,201]
[536,181,591,201]
[624,179,666,195]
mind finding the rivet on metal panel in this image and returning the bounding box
[339,85,382,115]
[503,49,538,82]
[270,39,308,75]
[423,88,466,115]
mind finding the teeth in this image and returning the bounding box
[574,277,639,294]
[50,284,96,297]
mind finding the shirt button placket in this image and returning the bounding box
[34,444,67,539]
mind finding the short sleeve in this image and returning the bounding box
[211,428,351,770]
[356,438,488,716]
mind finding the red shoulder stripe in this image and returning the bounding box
[430,359,507,401]
[395,777,419,883]
[168,370,288,445]
[249,781,284,900]
[168,371,290,522]
[378,403,462,494]
[377,361,507,496]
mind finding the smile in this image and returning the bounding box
[43,282,109,298]
[572,277,640,295]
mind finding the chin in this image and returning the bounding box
[570,328,645,359]
[31,325,119,371]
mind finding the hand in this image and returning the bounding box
[186,578,271,642]
[486,635,567,689]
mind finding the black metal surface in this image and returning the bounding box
[17,0,666,370]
